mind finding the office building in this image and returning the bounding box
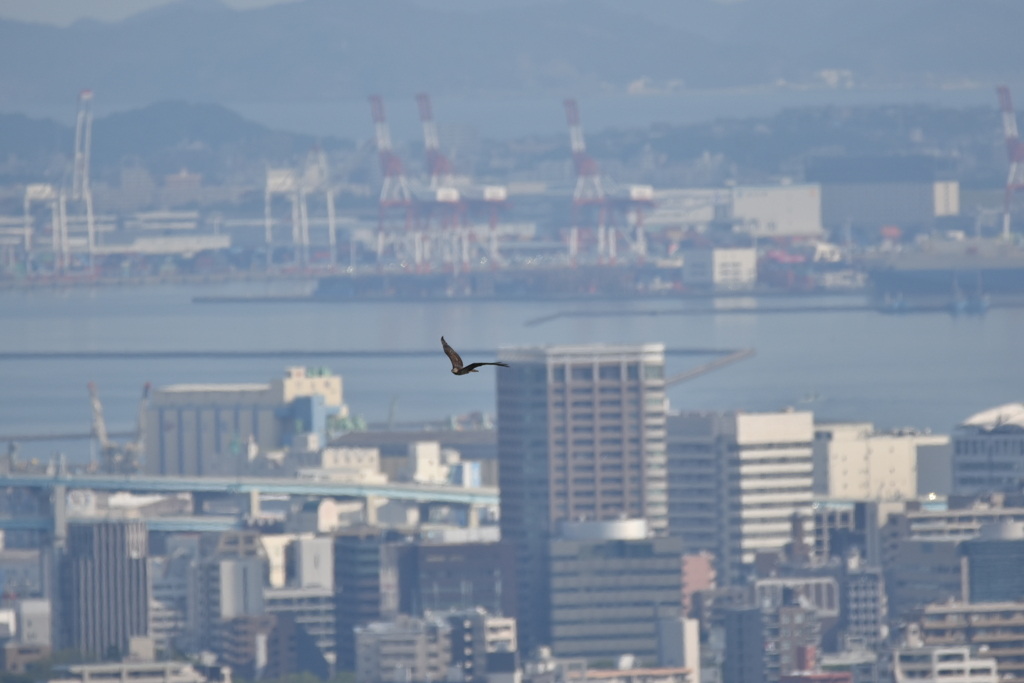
[656,616,700,678]
[264,587,335,670]
[960,521,1024,603]
[397,541,517,618]
[918,601,1024,681]
[548,520,684,663]
[952,403,1024,495]
[881,525,962,621]
[667,410,814,583]
[355,614,452,683]
[813,423,949,501]
[196,532,267,654]
[333,529,402,671]
[149,553,197,655]
[144,366,346,476]
[497,344,668,650]
[722,608,764,683]
[894,646,997,683]
[58,521,149,658]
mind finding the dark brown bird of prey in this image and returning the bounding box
[442,337,509,375]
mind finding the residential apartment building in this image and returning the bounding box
[894,647,997,683]
[667,410,814,583]
[497,344,668,650]
[918,601,1024,681]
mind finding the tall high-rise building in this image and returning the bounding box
[496,344,668,651]
[58,521,149,658]
[667,410,814,584]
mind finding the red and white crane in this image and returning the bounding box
[415,93,456,189]
[564,98,606,206]
[997,86,1024,239]
[370,95,413,212]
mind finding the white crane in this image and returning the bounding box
[88,381,150,473]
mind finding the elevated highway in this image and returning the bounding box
[0,473,499,505]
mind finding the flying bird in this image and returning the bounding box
[442,337,509,375]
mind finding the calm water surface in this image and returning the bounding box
[1,282,1022,462]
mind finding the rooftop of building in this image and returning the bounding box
[498,343,665,364]
[157,383,271,394]
[922,600,1024,615]
[959,403,1024,434]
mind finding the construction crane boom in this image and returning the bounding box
[369,95,412,207]
[416,93,455,188]
[563,99,604,204]
[87,381,110,449]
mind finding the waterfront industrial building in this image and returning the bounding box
[143,367,346,477]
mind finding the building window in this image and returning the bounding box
[644,364,664,380]
[571,366,594,381]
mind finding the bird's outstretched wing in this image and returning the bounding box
[441,337,464,371]
[462,362,510,372]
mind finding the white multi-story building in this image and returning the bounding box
[667,410,814,583]
[952,403,1024,495]
[813,423,950,500]
[894,647,997,683]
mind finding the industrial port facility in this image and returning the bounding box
[3,88,1024,304]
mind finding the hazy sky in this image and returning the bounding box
[0,0,299,25]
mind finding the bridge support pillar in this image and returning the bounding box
[364,496,381,525]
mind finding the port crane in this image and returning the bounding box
[88,381,150,474]
[563,99,652,264]
[997,86,1024,239]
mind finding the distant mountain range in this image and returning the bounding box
[0,101,349,186]
[1,0,1022,106]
